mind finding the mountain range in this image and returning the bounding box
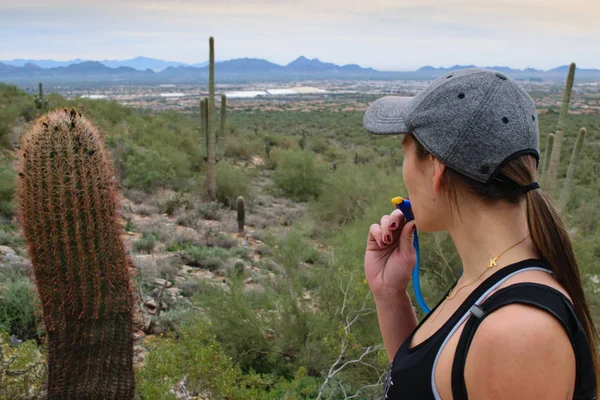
[1,56,599,87]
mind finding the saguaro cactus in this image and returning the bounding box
[557,128,586,211]
[16,109,135,399]
[237,196,245,235]
[218,94,226,160]
[265,135,271,160]
[34,82,48,110]
[544,62,576,199]
[199,36,227,201]
[540,133,554,182]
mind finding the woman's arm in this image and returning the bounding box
[465,303,576,399]
[374,290,418,363]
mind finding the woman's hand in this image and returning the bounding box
[364,209,417,298]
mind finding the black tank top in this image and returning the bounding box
[381,258,597,400]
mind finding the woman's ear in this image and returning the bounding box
[431,157,446,194]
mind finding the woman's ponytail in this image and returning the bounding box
[410,133,600,392]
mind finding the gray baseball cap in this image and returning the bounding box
[363,68,540,184]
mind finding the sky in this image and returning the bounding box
[1,0,599,71]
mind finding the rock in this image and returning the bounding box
[0,245,16,256]
[244,277,254,284]
[133,330,145,342]
[191,269,215,280]
[144,298,158,310]
[166,287,182,296]
[154,278,172,288]
[0,253,32,274]
[179,265,193,275]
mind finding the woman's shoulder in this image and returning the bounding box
[496,265,573,304]
[463,267,576,399]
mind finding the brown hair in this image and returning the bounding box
[409,133,599,391]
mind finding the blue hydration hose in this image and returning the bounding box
[391,196,431,314]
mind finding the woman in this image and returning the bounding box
[363,68,598,399]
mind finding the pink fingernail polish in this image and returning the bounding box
[385,234,391,243]
[389,222,397,228]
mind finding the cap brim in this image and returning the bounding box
[363,96,413,135]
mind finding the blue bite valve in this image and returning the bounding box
[391,197,431,314]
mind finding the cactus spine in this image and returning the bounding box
[557,128,586,211]
[16,109,135,399]
[540,133,554,182]
[34,82,48,110]
[237,196,245,235]
[200,36,227,201]
[544,62,575,199]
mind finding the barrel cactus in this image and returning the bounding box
[16,108,135,399]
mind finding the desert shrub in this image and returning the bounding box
[308,163,391,227]
[272,150,325,202]
[228,246,252,261]
[182,245,230,271]
[196,201,224,221]
[0,162,16,217]
[156,191,193,216]
[216,161,253,209]
[135,313,321,400]
[0,223,24,248]
[133,232,158,254]
[124,220,136,232]
[179,281,202,297]
[308,136,329,154]
[214,234,239,249]
[264,147,281,170]
[225,135,262,160]
[123,188,149,204]
[123,146,192,191]
[0,269,39,340]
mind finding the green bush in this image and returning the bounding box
[0,223,24,248]
[123,146,192,192]
[182,245,230,271]
[216,161,253,209]
[133,232,158,254]
[272,150,325,202]
[135,313,322,400]
[309,164,392,227]
[196,201,224,221]
[0,162,16,217]
[0,269,40,340]
[157,192,192,215]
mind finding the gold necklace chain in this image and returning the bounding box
[429,233,530,323]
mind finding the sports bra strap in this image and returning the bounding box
[451,283,597,400]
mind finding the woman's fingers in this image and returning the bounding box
[369,210,408,250]
[380,209,405,243]
[368,223,387,248]
[388,209,406,230]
